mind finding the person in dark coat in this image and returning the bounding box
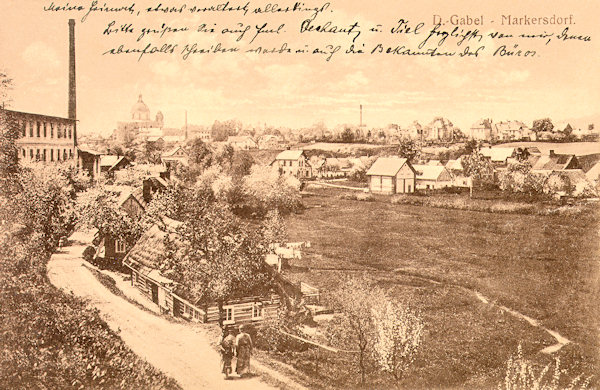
[220,328,236,379]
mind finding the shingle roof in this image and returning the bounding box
[123,218,184,270]
[275,150,304,160]
[585,162,600,181]
[366,157,411,176]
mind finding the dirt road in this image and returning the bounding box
[47,232,304,390]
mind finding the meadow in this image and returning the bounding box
[280,188,599,389]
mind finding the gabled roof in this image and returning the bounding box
[445,158,463,171]
[412,165,451,181]
[531,154,577,171]
[480,147,515,162]
[585,162,600,181]
[366,157,413,176]
[530,154,576,171]
[275,150,305,160]
[162,146,187,157]
[104,185,144,209]
[100,155,129,170]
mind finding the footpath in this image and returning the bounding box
[47,231,307,390]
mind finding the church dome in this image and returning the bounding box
[131,94,151,121]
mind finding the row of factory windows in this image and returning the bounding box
[21,147,74,161]
[18,120,74,140]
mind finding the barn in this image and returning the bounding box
[366,157,416,194]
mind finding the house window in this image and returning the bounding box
[115,240,126,253]
[252,303,263,320]
[223,305,235,325]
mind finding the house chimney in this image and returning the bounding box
[68,19,77,145]
[549,150,555,157]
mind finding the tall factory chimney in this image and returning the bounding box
[185,110,188,141]
[68,19,77,145]
[360,104,363,127]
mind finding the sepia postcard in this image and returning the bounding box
[0,0,598,389]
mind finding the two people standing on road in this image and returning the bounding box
[220,324,254,380]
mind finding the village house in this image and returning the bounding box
[445,158,471,188]
[470,119,494,140]
[423,117,456,142]
[271,150,312,179]
[77,148,102,181]
[366,157,416,194]
[122,218,281,326]
[322,157,351,178]
[227,135,258,150]
[412,164,454,190]
[99,155,131,176]
[161,146,189,168]
[480,147,517,166]
[94,185,145,269]
[494,120,531,141]
[530,150,580,173]
[257,134,285,150]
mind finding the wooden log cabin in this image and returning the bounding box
[123,218,280,326]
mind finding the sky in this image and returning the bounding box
[1,0,599,136]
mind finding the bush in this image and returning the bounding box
[499,344,592,390]
[339,192,374,201]
[0,228,181,390]
[83,245,96,263]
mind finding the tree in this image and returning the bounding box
[230,150,254,177]
[11,162,83,251]
[0,70,13,106]
[461,150,493,197]
[164,196,274,328]
[326,278,386,386]
[239,165,302,217]
[372,300,424,382]
[261,210,286,246]
[187,138,212,166]
[532,118,554,134]
[499,344,592,390]
[0,73,20,196]
[211,119,242,141]
[341,127,355,143]
[75,186,143,248]
[398,139,420,162]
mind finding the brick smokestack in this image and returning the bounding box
[68,19,76,120]
[68,19,77,147]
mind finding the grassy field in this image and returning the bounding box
[280,188,599,389]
